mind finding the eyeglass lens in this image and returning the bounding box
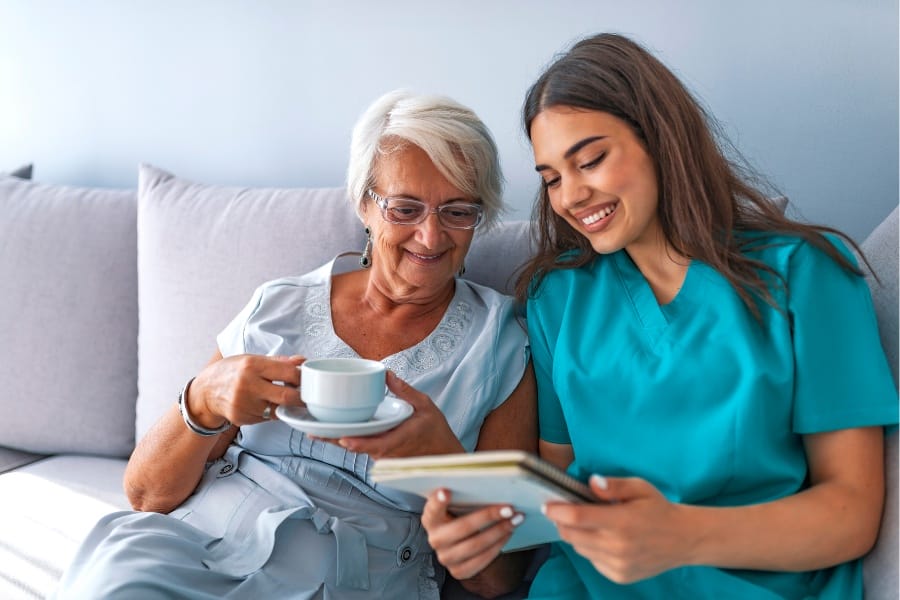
[378,196,482,229]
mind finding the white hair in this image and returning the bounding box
[346,89,505,230]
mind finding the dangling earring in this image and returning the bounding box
[458,263,466,277]
[359,226,372,269]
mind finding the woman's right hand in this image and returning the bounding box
[421,487,523,581]
[189,354,306,427]
[126,352,305,512]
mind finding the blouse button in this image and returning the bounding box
[399,546,413,563]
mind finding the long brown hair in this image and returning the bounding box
[514,32,864,317]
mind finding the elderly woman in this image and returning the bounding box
[53,90,536,599]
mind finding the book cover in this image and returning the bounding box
[371,450,595,551]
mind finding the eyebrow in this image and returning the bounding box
[386,193,477,205]
[534,135,607,172]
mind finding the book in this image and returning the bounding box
[371,450,596,551]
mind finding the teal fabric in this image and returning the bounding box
[526,235,898,599]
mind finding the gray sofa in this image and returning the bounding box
[0,164,896,599]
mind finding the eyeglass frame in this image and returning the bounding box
[366,189,485,230]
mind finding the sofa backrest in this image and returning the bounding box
[134,164,534,441]
[0,166,534,457]
[860,206,899,600]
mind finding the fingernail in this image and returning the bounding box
[499,506,514,519]
[540,503,548,515]
[510,513,525,527]
[590,474,609,490]
[436,489,447,503]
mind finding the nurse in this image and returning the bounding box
[421,32,898,599]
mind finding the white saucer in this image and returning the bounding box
[276,398,413,438]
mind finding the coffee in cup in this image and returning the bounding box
[300,357,386,423]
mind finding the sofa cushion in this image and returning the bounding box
[861,206,899,600]
[771,195,788,213]
[0,446,45,474]
[0,455,129,599]
[0,177,137,456]
[861,206,899,384]
[136,165,367,440]
[465,220,532,296]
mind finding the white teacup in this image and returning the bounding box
[300,358,386,423]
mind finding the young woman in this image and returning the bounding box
[421,33,897,599]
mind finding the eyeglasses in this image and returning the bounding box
[367,189,484,230]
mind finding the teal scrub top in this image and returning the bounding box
[525,235,898,599]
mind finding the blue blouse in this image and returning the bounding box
[52,254,531,599]
[526,235,898,599]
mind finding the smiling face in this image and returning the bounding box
[530,106,664,259]
[362,143,475,303]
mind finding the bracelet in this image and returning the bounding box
[177,377,231,436]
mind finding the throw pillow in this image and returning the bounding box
[0,177,137,456]
[135,164,367,440]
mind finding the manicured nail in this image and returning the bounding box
[436,489,447,503]
[499,506,514,519]
[590,474,609,490]
[510,513,525,527]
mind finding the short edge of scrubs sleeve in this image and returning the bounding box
[526,278,571,445]
[788,237,899,434]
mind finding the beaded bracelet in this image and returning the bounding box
[177,377,231,436]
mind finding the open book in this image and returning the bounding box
[371,450,595,551]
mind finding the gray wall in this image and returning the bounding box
[1,0,896,240]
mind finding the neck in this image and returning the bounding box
[625,237,690,305]
[363,276,456,321]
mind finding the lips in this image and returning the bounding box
[406,250,446,263]
[580,203,618,226]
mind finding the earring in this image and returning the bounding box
[458,263,466,277]
[360,226,372,269]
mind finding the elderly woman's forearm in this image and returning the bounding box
[124,404,232,512]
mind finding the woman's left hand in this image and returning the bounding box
[329,371,464,458]
[421,488,522,581]
[543,475,688,584]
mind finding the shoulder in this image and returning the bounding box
[527,252,608,302]
[455,279,527,343]
[456,278,513,307]
[244,260,334,317]
[257,260,333,293]
[739,231,859,276]
[455,279,520,325]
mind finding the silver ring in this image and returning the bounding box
[262,404,273,420]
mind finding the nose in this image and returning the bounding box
[414,211,445,248]
[559,175,590,209]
